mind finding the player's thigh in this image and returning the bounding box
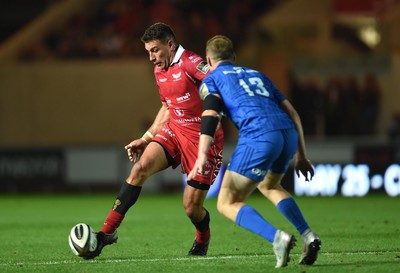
[128,142,169,179]
[218,170,258,204]
[258,171,285,190]
[180,135,223,185]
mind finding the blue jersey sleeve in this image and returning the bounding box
[199,77,219,101]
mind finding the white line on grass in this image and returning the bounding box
[0,250,398,267]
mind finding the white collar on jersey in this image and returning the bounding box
[171,45,184,65]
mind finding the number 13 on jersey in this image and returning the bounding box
[239,77,270,97]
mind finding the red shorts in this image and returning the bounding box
[153,123,223,185]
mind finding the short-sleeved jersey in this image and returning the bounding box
[154,45,222,143]
[199,62,294,140]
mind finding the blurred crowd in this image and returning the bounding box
[19,0,274,60]
[289,73,382,137]
[16,0,388,138]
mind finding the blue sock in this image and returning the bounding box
[277,197,309,234]
[235,205,277,243]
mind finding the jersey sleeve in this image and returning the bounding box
[199,76,219,101]
[183,51,209,81]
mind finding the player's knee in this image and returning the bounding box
[184,207,195,220]
[183,202,202,221]
[259,181,279,191]
[183,198,205,222]
[126,160,150,184]
[216,196,229,217]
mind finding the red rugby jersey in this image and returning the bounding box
[154,45,222,143]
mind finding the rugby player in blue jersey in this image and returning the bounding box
[188,35,321,268]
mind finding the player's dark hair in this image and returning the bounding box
[141,22,176,43]
[206,35,234,61]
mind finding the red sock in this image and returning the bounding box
[101,210,125,234]
[196,228,210,244]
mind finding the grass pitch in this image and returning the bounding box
[0,193,399,273]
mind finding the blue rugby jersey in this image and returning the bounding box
[199,62,294,140]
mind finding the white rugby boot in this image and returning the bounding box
[299,229,321,265]
[272,230,296,268]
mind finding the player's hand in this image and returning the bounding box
[295,158,314,182]
[187,155,207,181]
[124,139,148,163]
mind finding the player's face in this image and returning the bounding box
[144,39,174,70]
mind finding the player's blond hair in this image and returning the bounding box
[206,35,234,62]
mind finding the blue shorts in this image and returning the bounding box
[227,128,298,182]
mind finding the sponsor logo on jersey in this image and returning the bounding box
[189,56,203,64]
[174,108,184,117]
[176,92,190,103]
[223,67,257,75]
[168,130,175,137]
[172,72,182,81]
[197,61,209,74]
[175,117,201,124]
[161,128,175,137]
[172,72,181,79]
[157,134,168,141]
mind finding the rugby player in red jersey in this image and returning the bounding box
[84,23,223,259]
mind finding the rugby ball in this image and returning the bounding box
[68,223,97,257]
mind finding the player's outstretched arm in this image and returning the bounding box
[125,102,170,163]
[280,99,314,181]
